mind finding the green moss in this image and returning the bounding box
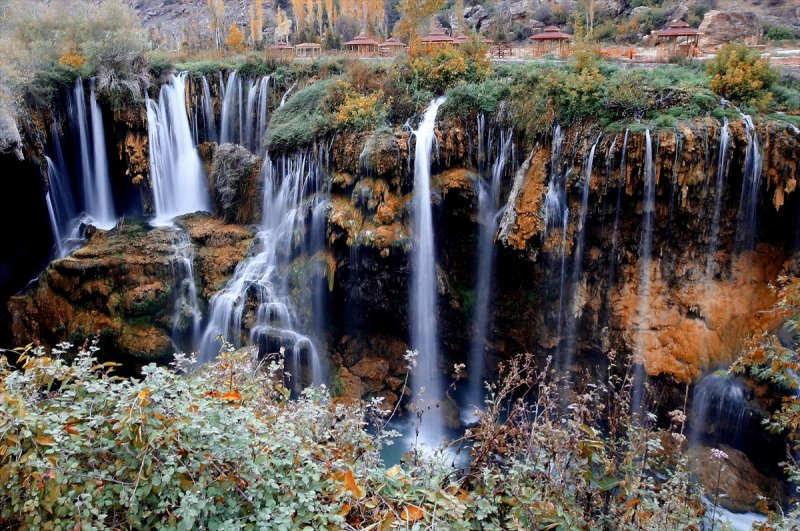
[265,79,334,151]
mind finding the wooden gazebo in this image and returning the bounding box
[344,35,378,55]
[379,36,406,57]
[652,20,703,57]
[267,42,294,59]
[295,42,322,58]
[421,27,454,47]
[529,26,572,56]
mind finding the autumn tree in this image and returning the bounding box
[207,0,226,49]
[226,23,246,52]
[454,0,464,35]
[707,42,778,111]
[249,0,265,47]
[396,0,445,42]
[578,0,596,36]
[290,0,305,31]
[275,6,292,43]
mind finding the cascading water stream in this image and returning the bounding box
[200,149,327,388]
[200,76,217,142]
[44,118,81,258]
[706,119,730,275]
[690,374,753,447]
[71,78,116,229]
[219,71,240,145]
[735,115,763,251]
[467,124,513,411]
[410,97,447,447]
[563,134,601,372]
[633,129,655,415]
[170,230,202,352]
[88,81,116,228]
[543,124,565,230]
[205,71,271,152]
[146,73,211,224]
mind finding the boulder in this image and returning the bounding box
[689,445,785,513]
[698,11,762,51]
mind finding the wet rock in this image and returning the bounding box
[689,444,785,513]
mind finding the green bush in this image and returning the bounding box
[634,7,670,33]
[767,25,796,42]
[443,79,511,119]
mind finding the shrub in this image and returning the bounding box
[1,0,151,108]
[443,79,510,119]
[0,343,713,529]
[707,42,778,111]
[330,81,387,129]
[686,4,710,28]
[633,7,669,34]
[767,25,796,42]
[398,38,491,94]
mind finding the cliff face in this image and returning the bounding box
[7,86,800,407]
[323,116,800,400]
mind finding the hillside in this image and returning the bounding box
[123,0,800,46]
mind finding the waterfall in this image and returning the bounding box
[170,230,202,352]
[71,78,115,229]
[255,76,270,153]
[468,124,513,410]
[555,208,570,354]
[146,73,211,224]
[707,119,730,275]
[410,97,447,447]
[563,134,601,372]
[543,124,565,230]
[690,374,753,447]
[44,158,70,258]
[87,81,116,228]
[633,129,656,414]
[201,76,217,143]
[207,71,270,152]
[199,148,328,388]
[44,191,63,258]
[735,115,763,251]
[219,71,239,145]
[44,119,79,257]
[280,81,297,107]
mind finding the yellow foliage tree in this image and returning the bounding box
[226,23,246,52]
[396,0,445,43]
[325,0,336,28]
[207,0,226,49]
[249,0,265,46]
[275,6,292,43]
[707,42,778,111]
[290,0,305,31]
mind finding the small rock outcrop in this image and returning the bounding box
[698,11,762,50]
[8,216,254,362]
[209,143,263,224]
